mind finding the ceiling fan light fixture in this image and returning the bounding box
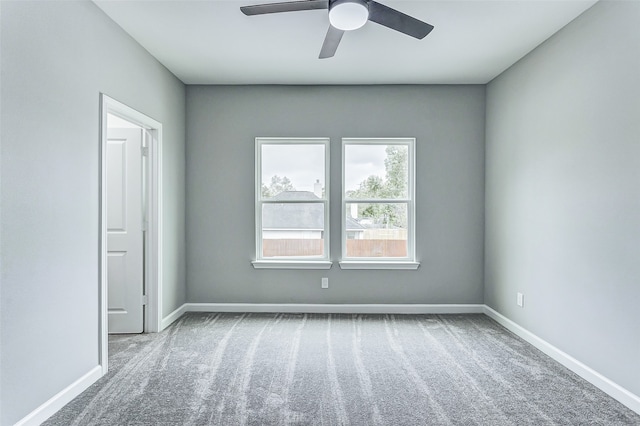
[329,0,368,31]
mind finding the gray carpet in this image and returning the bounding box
[44,313,639,425]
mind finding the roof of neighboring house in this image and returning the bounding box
[263,191,322,230]
[270,191,319,201]
[263,191,364,231]
[263,202,323,230]
[346,217,365,231]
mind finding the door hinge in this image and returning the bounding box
[142,295,148,306]
[142,219,148,232]
[141,146,149,157]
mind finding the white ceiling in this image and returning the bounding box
[94,0,598,85]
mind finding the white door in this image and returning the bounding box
[107,127,144,333]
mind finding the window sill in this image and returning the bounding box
[252,260,333,270]
[338,261,420,270]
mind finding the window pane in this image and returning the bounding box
[345,203,407,258]
[262,203,324,258]
[344,144,408,199]
[262,144,325,199]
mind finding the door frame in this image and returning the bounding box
[99,94,163,374]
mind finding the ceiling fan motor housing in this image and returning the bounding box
[329,0,369,31]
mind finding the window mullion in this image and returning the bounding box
[262,199,327,204]
[344,198,411,203]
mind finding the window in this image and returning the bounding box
[341,138,418,269]
[253,138,331,269]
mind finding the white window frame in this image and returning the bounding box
[340,138,419,270]
[252,137,332,269]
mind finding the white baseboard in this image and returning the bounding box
[483,306,640,415]
[184,303,485,314]
[14,365,103,426]
[160,303,188,331]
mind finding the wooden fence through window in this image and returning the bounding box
[346,239,407,257]
[263,239,407,257]
[263,239,324,257]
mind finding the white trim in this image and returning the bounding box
[184,303,484,314]
[483,306,640,415]
[251,260,333,270]
[99,94,163,376]
[99,96,109,374]
[144,126,163,333]
[14,366,102,426]
[338,261,420,270]
[161,303,187,330]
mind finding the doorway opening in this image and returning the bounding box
[99,94,163,374]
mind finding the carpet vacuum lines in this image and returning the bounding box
[43,313,640,426]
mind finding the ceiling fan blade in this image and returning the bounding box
[241,0,328,16]
[367,1,434,39]
[319,25,345,59]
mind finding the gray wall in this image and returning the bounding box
[485,0,640,397]
[0,2,186,424]
[186,85,485,304]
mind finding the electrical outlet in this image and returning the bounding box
[517,292,524,307]
[321,278,329,289]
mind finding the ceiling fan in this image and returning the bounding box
[240,0,434,59]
